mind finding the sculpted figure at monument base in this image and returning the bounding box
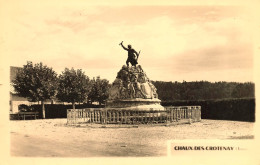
[107,65,164,111]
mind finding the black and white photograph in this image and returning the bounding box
[0,0,259,164]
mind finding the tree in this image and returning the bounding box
[88,76,110,105]
[152,80,255,101]
[12,61,58,118]
[231,83,255,98]
[57,68,91,109]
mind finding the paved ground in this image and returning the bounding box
[10,119,254,157]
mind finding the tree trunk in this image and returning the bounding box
[72,102,75,109]
[41,100,46,119]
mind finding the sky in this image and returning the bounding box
[1,2,255,83]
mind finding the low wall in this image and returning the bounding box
[67,106,201,125]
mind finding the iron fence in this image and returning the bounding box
[67,106,201,125]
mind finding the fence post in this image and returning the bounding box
[98,110,100,123]
[117,111,119,123]
[152,110,155,123]
[137,111,139,124]
[80,109,83,123]
[108,110,110,123]
[172,108,174,121]
[191,108,194,121]
[91,110,94,123]
[199,106,201,121]
[177,108,180,121]
[67,109,70,125]
[133,111,135,125]
[94,110,97,123]
[105,109,107,124]
[140,111,143,124]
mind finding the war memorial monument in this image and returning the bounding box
[67,42,201,125]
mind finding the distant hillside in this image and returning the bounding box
[152,81,255,101]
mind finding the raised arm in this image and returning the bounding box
[120,42,128,51]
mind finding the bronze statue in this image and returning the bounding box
[119,41,140,67]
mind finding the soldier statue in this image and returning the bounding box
[119,41,140,67]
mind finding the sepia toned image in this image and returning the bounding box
[1,0,259,164]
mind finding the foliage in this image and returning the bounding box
[88,76,110,105]
[18,104,33,112]
[152,81,255,122]
[56,68,91,108]
[13,61,58,102]
[152,81,255,101]
[12,61,58,118]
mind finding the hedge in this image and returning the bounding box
[161,98,255,122]
[27,98,255,122]
[30,104,104,119]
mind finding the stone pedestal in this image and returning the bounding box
[107,65,165,111]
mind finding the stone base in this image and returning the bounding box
[106,98,165,111]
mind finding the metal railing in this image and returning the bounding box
[67,106,201,125]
